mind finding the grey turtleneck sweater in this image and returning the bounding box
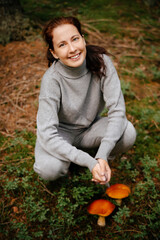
[36,55,127,172]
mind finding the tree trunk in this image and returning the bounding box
[0,0,23,14]
[143,0,157,6]
[0,0,31,45]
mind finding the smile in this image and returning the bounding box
[70,53,81,60]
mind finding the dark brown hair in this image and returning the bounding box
[43,16,108,79]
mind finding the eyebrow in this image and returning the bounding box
[71,34,79,39]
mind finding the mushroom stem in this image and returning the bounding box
[97,216,106,227]
[115,199,122,205]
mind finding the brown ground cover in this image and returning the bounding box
[0,22,159,136]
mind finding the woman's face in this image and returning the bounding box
[51,24,86,68]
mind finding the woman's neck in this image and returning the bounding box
[55,59,88,79]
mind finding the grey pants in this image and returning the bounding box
[34,117,136,181]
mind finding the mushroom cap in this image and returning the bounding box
[106,184,131,199]
[87,199,115,217]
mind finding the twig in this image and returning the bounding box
[0,222,11,225]
[0,157,32,164]
[123,54,143,57]
[152,120,159,130]
[29,65,47,71]
[22,90,39,97]
[85,19,114,23]
[109,45,138,50]
[3,96,25,112]
[82,27,107,45]
[112,229,142,234]
[38,178,55,197]
[0,147,13,154]
[3,80,28,89]
[0,131,15,138]
[82,22,101,34]
[120,67,133,74]
[16,85,27,106]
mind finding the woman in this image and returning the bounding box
[33,16,136,185]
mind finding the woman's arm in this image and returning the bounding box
[95,55,128,161]
[37,72,97,172]
[92,55,127,184]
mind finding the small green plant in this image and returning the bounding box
[113,205,130,224]
[120,79,135,99]
[151,66,160,81]
[1,1,160,239]
[134,67,147,82]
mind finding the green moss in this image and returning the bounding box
[1,0,159,239]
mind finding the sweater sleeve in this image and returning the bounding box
[36,71,97,172]
[95,55,128,161]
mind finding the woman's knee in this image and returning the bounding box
[125,121,137,148]
[110,121,136,156]
[119,121,136,153]
[33,159,70,181]
[34,140,70,181]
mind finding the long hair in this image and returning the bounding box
[43,16,108,79]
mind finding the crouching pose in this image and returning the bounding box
[33,16,136,185]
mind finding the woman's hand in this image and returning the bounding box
[91,158,111,185]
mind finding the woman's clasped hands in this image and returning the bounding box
[92,158,111,185]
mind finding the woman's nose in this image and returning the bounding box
[68,43,76,52]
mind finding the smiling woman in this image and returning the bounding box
[33,16,136,185]
[50,24,86,68]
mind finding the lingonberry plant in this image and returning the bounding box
[0,1,159,239]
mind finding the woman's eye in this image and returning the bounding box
[73,37,79,41]
[59,43,65,48]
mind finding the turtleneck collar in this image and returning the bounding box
[54,59,88,79]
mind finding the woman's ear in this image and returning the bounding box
[49,49,58,59]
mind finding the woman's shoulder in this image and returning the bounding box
[41,62,63,87]
[102,54,116,75]
[40,63,61,97]
[102,54,113,65]
[42,62,58,81]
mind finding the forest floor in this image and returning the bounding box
[0,2,160,239]
[0,24,159,135]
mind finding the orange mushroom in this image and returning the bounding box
[87,199,115,227]
[106,183,131,205]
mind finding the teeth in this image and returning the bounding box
[71,54,79,59]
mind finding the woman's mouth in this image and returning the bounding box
[70,53,81,60]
